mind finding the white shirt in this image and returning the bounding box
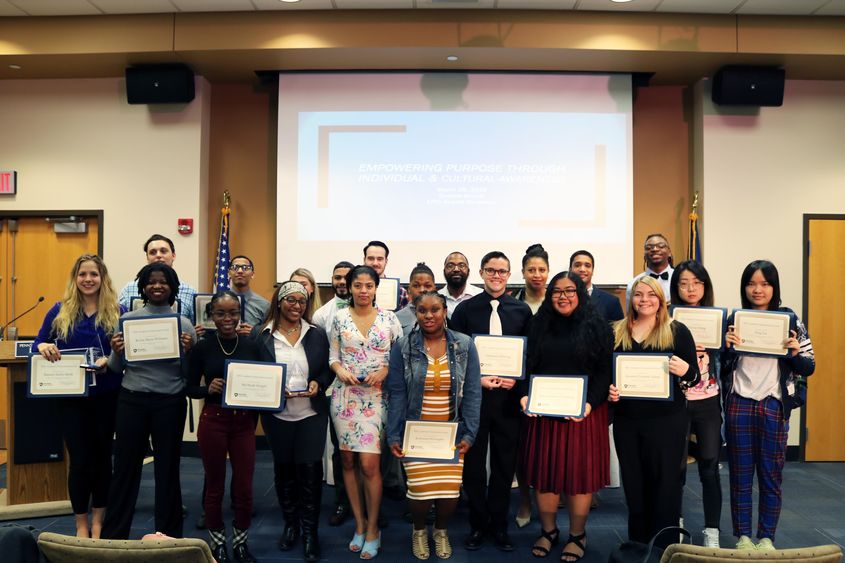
[439,283,482,318]
[733,355,781,401]
[626,265,674,306]
[311,295,348,333]
[272,320,318,422]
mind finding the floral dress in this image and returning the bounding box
[329,306,402,453]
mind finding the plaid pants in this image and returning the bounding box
[725,394,788,541]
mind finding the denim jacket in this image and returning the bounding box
[386,328,481,448]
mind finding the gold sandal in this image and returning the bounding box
[412,529,430,560]
[432,528,452,559]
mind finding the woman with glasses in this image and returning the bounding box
[329,265,403,559]
[254,281,333,562]
[187,290,263,562]
[517,272,613,560]
[32,254,123,538]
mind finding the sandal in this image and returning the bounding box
[349,531,366,553]
[360,532,381,560]
[561,532,586,562]
[432,528,452,559]
[412,529,430,560]
[532,528,560,558]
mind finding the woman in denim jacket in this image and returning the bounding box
[386,291,482,560]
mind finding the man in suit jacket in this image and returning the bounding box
[569,250,624,322]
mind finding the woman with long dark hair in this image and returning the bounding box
[32,254,123,538]
[518,272,613,560]
[722,260,814,550]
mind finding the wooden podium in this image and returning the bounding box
[0,340,72,520]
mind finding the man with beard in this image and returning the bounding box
[626,233,675,304]
[312,261,354,334]
[363,240,410,311]
[438,251,481,318]
[228,255,270,328]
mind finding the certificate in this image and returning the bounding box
[473,335,526,379]
[670,306,727,350]
[194,293,245,328]
[375,277,400,311]
[130,296,181,315]
[223,360,286,411]
[733,309,791,356]
[613,353,673,401]
[28,354,88,397]
[402,420,459,463]
[121,314,182,362]
[526,375,587,418]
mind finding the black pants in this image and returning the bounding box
[686,395,723,529]
[463,388,520,533]
[614,408,689,548]
[328,416,348,507]
[101,389,187,539]
[59,390,119,514]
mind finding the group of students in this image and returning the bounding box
[29,234,814,563]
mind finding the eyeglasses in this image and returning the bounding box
[644,243,668,251]
[444,262,469,271]
[551,288,578,298]
[211,310,240,319]
[678,281,704,290]
[482,267,509,278]
[229,264,254,272]
[282,297,308,307]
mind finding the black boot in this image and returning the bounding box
[211,543,230,562]
[299,462,323,563]
[274,462,300,551]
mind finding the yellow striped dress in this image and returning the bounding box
[403,353,465,501]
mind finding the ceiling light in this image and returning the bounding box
[446,55,458,61]
[610,0,633,3]
[9,64,21,69]
[280,0,301,3]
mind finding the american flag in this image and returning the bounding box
[213,195,231,291]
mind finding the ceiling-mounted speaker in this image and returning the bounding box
[711,65,785,107]
[125,64,195,104]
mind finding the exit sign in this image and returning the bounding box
[0,170,16,194]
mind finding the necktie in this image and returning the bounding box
[650,271,669,280]
[489,299,503,336]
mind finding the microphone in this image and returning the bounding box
[0,296,45,340]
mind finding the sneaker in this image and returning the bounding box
[757,538,776,551]
[736,535,756,550]
[702,528,720,548]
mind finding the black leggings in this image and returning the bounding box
[59,391,119,514]
[686,395,723,529]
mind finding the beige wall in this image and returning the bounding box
[0,77,211,291]
[695,79,845,445]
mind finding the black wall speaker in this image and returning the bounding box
[712,65,785,107]
[125,64,195,104]
[13,382,64,465]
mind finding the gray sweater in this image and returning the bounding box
[108,304,197,395]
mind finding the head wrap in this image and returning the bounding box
[277,281,308,302]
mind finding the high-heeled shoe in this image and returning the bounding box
[349,531,366,553]
[360,533,381,559]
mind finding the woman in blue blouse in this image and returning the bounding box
[32,254,123,538]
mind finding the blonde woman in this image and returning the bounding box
[608,275,699,549]
[32,254,123,538]
[291,267,324,321]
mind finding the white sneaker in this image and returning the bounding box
[703,528,720,548]
[757,538,776,551]
[736,535,756,550]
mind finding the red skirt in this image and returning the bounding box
[520,401,610,496]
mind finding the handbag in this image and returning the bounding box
[608,526,691,563]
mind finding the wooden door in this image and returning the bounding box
[1,216,99,339]
[805,218,845,461]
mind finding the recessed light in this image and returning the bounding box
[446,55,458,62]
[610,0,633,3]
[9,64,21,70]
[280,0,301,3]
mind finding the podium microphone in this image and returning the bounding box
[0,296,45,340]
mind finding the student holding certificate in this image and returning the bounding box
[386,290,482,560]
[187,291,263,563]
[254,281,333,562]
[31,254,123,539]
[669,260,724,548]
[102,263,196,540]
[329,265,403,559]
[607,275,699,549]
[517,272,613,561]
[722,261,814,551]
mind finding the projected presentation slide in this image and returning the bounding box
[277,73,633,284]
